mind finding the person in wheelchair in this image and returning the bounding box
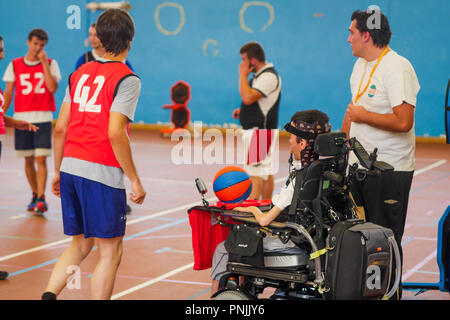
[210,109,331,296]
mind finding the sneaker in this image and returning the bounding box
[0,271,8,280]
[27,192,38,211]
[35,195,48,214]
[41,291,57,300]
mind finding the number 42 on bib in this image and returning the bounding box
[73,74,105,113]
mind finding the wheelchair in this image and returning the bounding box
[193,132,401,300]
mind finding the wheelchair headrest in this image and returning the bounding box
[313,132,347,157]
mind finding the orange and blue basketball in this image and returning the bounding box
[213,166,252,203]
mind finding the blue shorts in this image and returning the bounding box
[60,172,127,238]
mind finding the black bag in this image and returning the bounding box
[224,224,265,268]
[324,220,394,300]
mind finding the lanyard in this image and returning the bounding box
[354,46,390,104]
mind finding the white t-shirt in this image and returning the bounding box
[349,49,420,171]
[271,159,302,211]
[2,58,61,123]
[251,63,281,117]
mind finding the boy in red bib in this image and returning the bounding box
[42,9,146,300]
[0,35,38,281]
[2,28,61,214]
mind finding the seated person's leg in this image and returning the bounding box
[211,241,229,295]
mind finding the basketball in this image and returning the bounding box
[212,166,252,203]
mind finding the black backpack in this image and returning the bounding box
[323,220,399,300]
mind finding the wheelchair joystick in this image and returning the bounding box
[195,178,209,207]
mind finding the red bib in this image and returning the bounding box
[64,61,136,167]
[12,57,56,112]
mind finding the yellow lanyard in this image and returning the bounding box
[354,46,390,104]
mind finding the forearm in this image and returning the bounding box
[42,61,58,93]
[347,102,414,133]
[341,113,351,139]
[53,102,71,173]
[2,82,14,113]
[239,74,253,104]
[247,205,281,227]
[3,115,16,127]
[358,108,413,132]
[53,129,66,173]
[109,131,140,183]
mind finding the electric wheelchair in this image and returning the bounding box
[192,132,401,300]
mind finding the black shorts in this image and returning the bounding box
[14,121,52,157]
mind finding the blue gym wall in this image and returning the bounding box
[1,0,449,137]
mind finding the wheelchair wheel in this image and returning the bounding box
[214,289,252,300]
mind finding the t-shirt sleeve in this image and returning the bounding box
[110,75,141,122]
[271,180,294,211]
[349,60,361,100]
[49,59,62,82]
[63,86,71,103]
[252,72,279,97]
[2,62,15,83]
[74,55,85,71]
[384,60,420,108]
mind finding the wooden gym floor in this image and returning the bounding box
[0,127,449,300]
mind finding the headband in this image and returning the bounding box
[283,123,315,140]
[285,120,332,167]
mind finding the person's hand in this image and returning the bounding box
[51,173,61,198]
[130,179,146,205]
[346,103,368,123]
[37,50,47,63]
[232,108,240,119]
[15,120,38,132]
[239,60,253,77]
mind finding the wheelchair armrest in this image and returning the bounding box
[231,215,288,229]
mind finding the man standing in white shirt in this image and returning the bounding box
[342,8,420,299]
[2,28,61,214]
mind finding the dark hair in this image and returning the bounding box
[291,109,329,127]
[351,9,391,48]
[96,9,135,55]
[28,28,48,42]
[0,35,3,42]
[239,42,265,62]
[290,109,330,143]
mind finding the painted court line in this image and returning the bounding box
[0,197,215,262]
[6,218,189,278]
[107,165,449,299]
[111,262,195,300]
[402,250,437,281]
[1,161,445,298]
[0,238,72,263]
[413,159,446,176]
